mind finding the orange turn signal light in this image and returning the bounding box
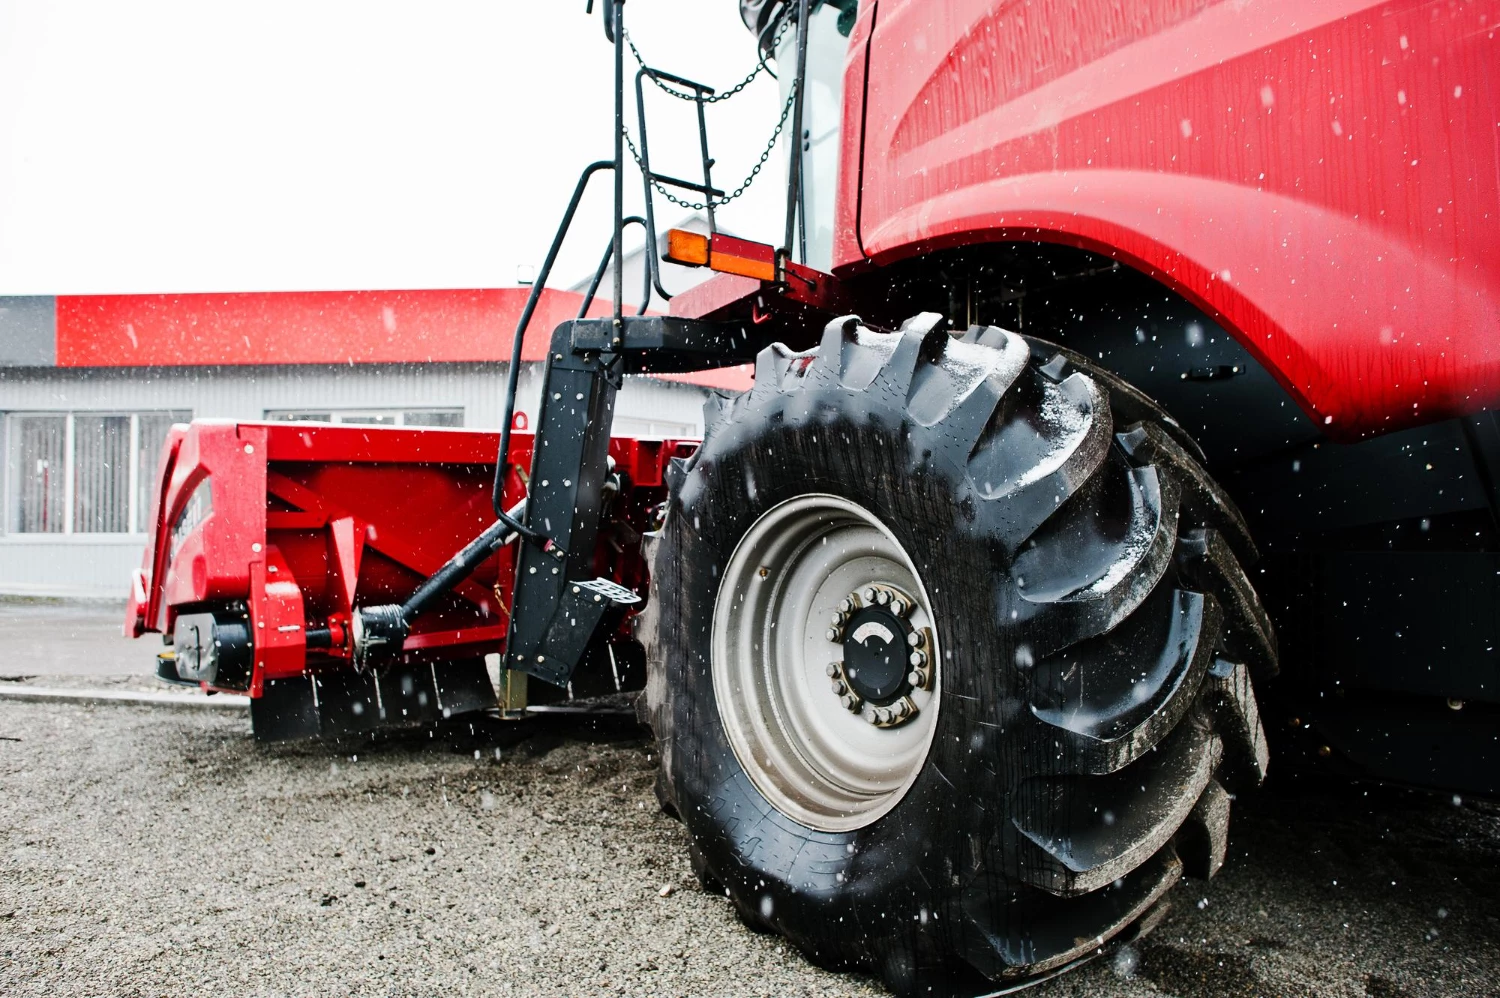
[663,228,710,267]
[662,229,778,282]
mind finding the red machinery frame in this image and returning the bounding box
[126,420,693,698]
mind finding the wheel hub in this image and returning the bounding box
[826,584,934,728]
[712,494,942,832]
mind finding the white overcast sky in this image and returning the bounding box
[0,0,786,295]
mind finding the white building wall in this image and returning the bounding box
[0,362,708,596]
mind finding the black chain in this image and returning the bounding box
[623,17,790,104]
[623,83,797,212]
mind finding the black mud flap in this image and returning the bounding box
[249,659,497,744]
[250,677,321,743]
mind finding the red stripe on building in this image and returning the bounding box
[50,288,753,391]
[54,288,603,367]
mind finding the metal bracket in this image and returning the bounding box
[503,314,760,686]
[571,315,774,371]
[513,579,642,686]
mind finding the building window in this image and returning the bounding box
[3,411,190,535]
[264,408,463,427]
[611,415,699,439]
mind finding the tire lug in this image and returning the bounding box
[909,650,926,668]
[875,590,892,606]
[907,670,923,687]
[889,598,907,617]
[831,680,846,695]
[863,587,879,602]
[907,631,922,648]
[826,628,840,642]
[837,597,855,613]
[825,663,839,678]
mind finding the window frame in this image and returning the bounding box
[263,407,464,427]
[2,410,190,538]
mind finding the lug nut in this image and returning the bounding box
[826,628,840,642]
[838,597,855,613]
[831,680,846,695]
[825,663,839,678]
[840,694,858,711]
[876,590,892,606]
[863,587,879,602]
[908,670,923,687]
[907,631,922,648]
[889,598,907,617]
[909,650,926,668]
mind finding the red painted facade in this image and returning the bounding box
[50,286,753,390]
[56,287,600,367]
[834,0,1500,439]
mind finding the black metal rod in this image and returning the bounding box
[782,0,811,263]
[612,0,625,330]
[642,67,715,93]
[798,127,809,263]
[401,501,526,623]
[634,69,674,304]
[650,172,725,197]
[491,159,614,518]
[696,93,716,233]
[578,216,650,318]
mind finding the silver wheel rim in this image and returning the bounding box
[712,494,941,832]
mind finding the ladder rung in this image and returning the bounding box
[651,172,725,198]
[644,67,716,95]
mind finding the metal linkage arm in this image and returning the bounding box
[351,500,527,668]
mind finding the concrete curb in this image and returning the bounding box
[0,685,248,710]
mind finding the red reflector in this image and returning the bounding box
[707,233,776,281]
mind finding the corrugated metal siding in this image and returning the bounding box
[0,362,705,428]
[0,537,145,598]
[0,362,707,595]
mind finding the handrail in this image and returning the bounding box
[491,159,615,520]
[783,0,811,266]
[578,216,652,319]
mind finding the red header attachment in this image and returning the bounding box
[663,229,777,282]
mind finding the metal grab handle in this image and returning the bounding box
[783,0,811,266]
[577,216,653,319]
[492,160,616,519]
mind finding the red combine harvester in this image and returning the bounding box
[128,0,1498,993]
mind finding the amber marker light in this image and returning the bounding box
[663,228,710,268]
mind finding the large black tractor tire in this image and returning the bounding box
[637,314,1275,995]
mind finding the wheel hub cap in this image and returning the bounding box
[826,584,934,728]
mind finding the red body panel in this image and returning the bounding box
[836,0,1500,438]
[126,421,690,697]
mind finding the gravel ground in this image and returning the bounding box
[3,598,1498,996]
[0,696,1497,998]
